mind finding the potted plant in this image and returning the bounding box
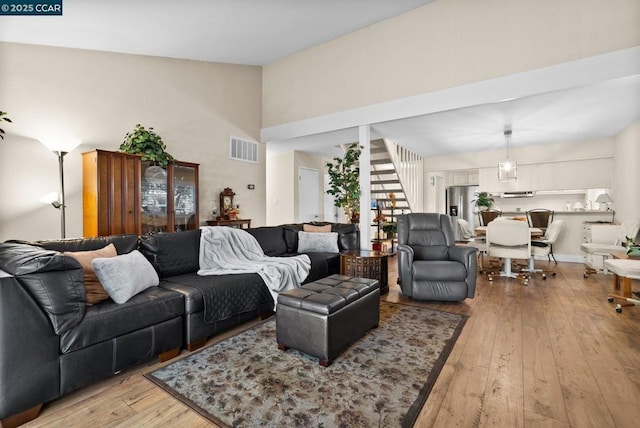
[382,222,397,239]
[120,124,174,167]
[625,236,640,257]
[326,143,361,223]
[0,111,12,140]
[472,191,494,210]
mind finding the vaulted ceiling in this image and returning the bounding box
[1,0,638,159]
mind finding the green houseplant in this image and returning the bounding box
[0,111,12,140]
[120,124,174,167]
[472,191,494,210]
[326,143,361,223]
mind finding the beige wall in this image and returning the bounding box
[0,42,263,241]
[262,0,640,127]
[265,150,328,225]
[265,150,295,226]
[613,120,640,223]
[293,151,327,222]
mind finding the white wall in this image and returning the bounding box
[0,42,263,241]
[613,120,640,223]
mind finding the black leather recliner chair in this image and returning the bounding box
[397,213,477,301]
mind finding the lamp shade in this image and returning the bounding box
[39,137,82,153]
[498,160,517,182]
[595,193,613,203]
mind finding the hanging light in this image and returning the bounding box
[498,129,517,182]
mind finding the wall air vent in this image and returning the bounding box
[229,136,258,164]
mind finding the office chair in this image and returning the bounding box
[457,218,474,241]
[581,218,640,277]
[458,218,490,273]
[487,219,531,284]
[478,209,502,226]
[531,219,563,264]
[526,209,554,233]
[529,220,564,278]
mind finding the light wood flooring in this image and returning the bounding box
[24,259,640,428]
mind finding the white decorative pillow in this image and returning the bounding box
[92,250,159,304]
[297,231,339,253]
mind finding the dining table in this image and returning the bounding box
[474,225,544,237]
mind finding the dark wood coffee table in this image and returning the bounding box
[340,250,389,295]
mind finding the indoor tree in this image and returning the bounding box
[326,143,361,223]
[0,111,12,140]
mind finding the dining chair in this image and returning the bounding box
[487,219,531,284]
[526,209,554,233]
[478,209,502,226]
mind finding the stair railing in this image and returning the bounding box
[383,138,424,212]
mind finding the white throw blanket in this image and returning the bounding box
[197,226,311,307]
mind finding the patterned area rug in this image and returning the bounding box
[146,302,467,427]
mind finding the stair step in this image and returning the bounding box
[376,197,407,202]
[370,169,396,175]
[371,179,400,185]
[371,189,403,194]
[370,147,387,154]
[370,159,393,165]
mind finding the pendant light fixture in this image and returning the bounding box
[498,128,517,182]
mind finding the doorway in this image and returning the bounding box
[299,167,320,223]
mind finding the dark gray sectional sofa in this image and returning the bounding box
[0,222,359,426]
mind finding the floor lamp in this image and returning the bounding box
[39,138,81,238]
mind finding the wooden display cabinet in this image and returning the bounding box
[82,149,199,237]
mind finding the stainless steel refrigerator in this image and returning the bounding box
[447,185,479,241]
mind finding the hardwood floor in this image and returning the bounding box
[25,259,639,427]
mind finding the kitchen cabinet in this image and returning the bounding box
[479,158,612,193]
[449,170,479,186]
[582,222,620,272]
[83,149,199,237]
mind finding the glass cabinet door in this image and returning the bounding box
[141,162,168,234]
[172,162,198,232]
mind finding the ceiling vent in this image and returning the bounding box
[229,136,258,164]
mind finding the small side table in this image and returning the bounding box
[610,252,635,298]
[206,219,251,229]
[340,250,389,295]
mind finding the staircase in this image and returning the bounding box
[369,139,422,220]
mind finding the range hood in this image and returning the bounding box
[500,191,535,198]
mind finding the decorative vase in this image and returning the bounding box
[627,246,640,258]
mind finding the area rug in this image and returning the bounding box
[146,302,467,427]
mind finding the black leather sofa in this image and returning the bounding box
[0,222,358,426]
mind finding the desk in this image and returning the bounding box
[206,218,251,229]
[340,250,389,295]
[605,252,640,312]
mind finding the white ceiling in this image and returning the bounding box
[1,0,638,159]
[0,0,435,65]
[373,74,640,157]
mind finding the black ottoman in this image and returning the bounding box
[276,274,380,366]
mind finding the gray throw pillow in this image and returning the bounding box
[92,250,159,304]
[297,231,339,253]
